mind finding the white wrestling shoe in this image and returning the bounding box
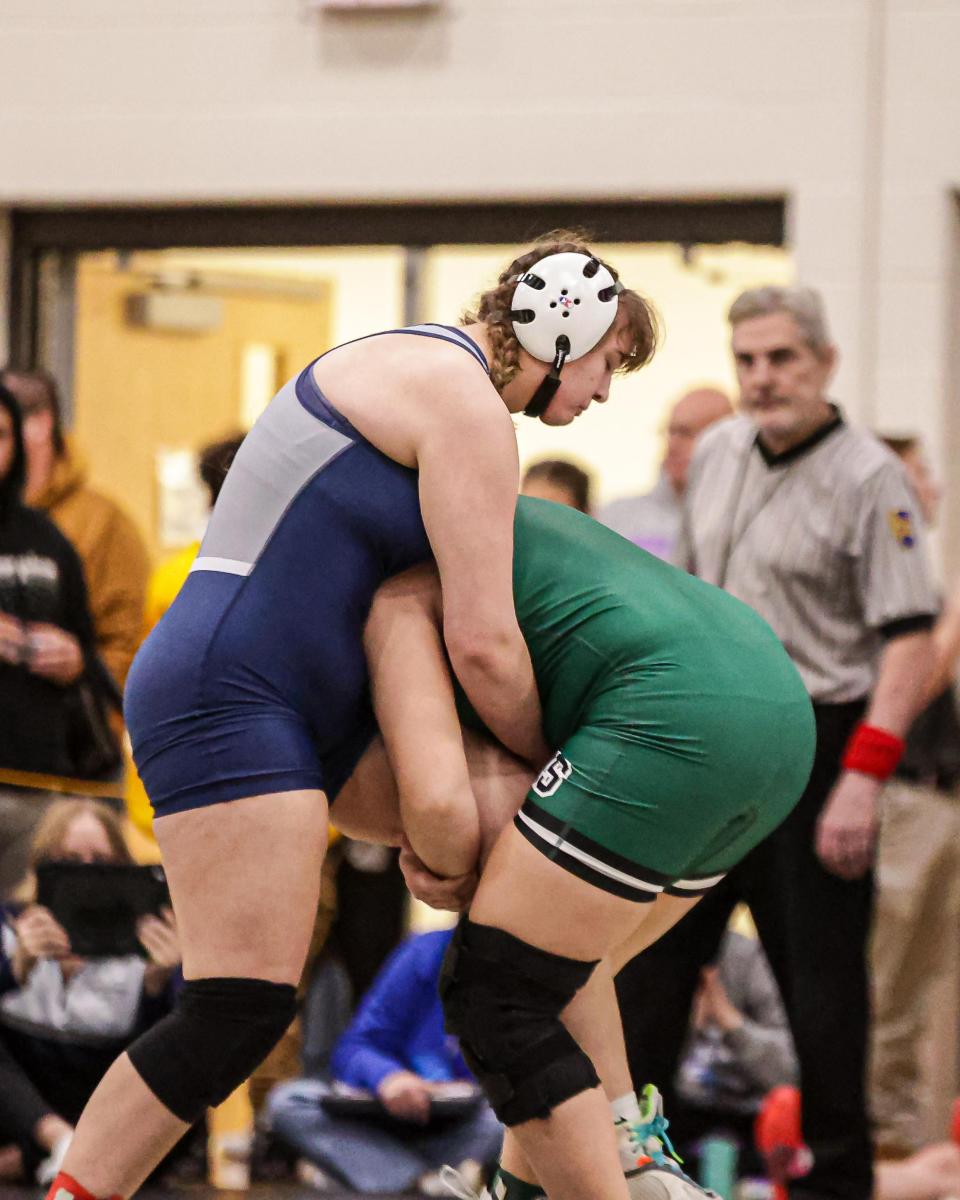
[619,1085,719,1200]
[432,1161,491,1199]
[440,1162,547,1200]
[440,1162,495,1200]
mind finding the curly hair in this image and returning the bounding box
[463,231,660,392]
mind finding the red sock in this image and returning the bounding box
[45,1172,124,1200]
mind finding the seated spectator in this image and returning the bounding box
[0,382,121,896]
[266,927,503,1194]
[0,799,182,1184]
[0,367,150,692]
[670,929,797,1178]
[597,386,730,560]
[521,458,593,513]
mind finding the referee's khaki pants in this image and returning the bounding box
[870,779,960,1155]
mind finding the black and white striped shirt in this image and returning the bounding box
[677,411,937,704]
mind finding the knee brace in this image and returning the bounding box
[439,918,600,1126]
[127,977,297,1123]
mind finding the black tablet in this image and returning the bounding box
[35,861,170,958]
[319,1083,483,1120]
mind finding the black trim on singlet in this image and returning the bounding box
[513,814,660,903]
[521,797,674,883]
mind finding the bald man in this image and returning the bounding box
[598,388,732,561]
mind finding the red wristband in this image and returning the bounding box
[841,723,905,781]
[44,1174,99,1200]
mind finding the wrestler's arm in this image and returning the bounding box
[363,564,482,880]
[411,365,549,769]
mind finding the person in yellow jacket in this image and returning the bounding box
[0,368,149,692]
[143,433,246,634]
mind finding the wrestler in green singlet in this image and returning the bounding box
[462,496,816,902]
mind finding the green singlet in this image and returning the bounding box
[462,496,815,903]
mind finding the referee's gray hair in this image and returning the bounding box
[728,286,832,356]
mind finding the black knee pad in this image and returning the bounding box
[127,977,297,1123]
[439,918,600,1126]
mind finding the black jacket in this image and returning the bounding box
[0,502,100,775]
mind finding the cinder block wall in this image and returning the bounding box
[1,0,957,571]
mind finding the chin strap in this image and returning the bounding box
[523,338,570,419]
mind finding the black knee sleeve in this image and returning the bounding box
[127,977,297,1123]
[439,918,600,1126]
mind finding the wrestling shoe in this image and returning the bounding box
[440,1163,545,1200]
[440,1163,493,1200]
[619,1084,719,1200]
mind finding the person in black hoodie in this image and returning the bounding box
[0,381,106,896]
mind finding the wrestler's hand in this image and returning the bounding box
[815,771,881,880]
[377,1070,432,1124]
[398,839,478,912]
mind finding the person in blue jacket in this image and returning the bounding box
[267,928,502,1193]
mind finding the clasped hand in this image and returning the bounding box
[398,837,479,912]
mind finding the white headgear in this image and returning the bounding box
[510,252,622,365]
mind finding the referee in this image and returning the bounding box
[615,285,936,1200]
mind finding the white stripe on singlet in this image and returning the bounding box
[190,556,253,577]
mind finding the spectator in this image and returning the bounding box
[597,386,731,559]
[870,434,960,1157]
[144,432,245,635]
[520,458,593,513]
[0,382,119,896]
[0,367,150,690]
[266,928,503,1194]
[615,285,937,1200]
[672,929,798,1176]
[0,798,181,1184]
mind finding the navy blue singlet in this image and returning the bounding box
[125,325,489,816]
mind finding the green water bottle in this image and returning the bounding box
[699,1134,739,1200]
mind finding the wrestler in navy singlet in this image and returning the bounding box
[125,325,489,816]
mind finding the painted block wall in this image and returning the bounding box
[0,0,958,569]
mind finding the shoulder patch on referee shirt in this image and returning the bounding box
[887,509,916,548]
